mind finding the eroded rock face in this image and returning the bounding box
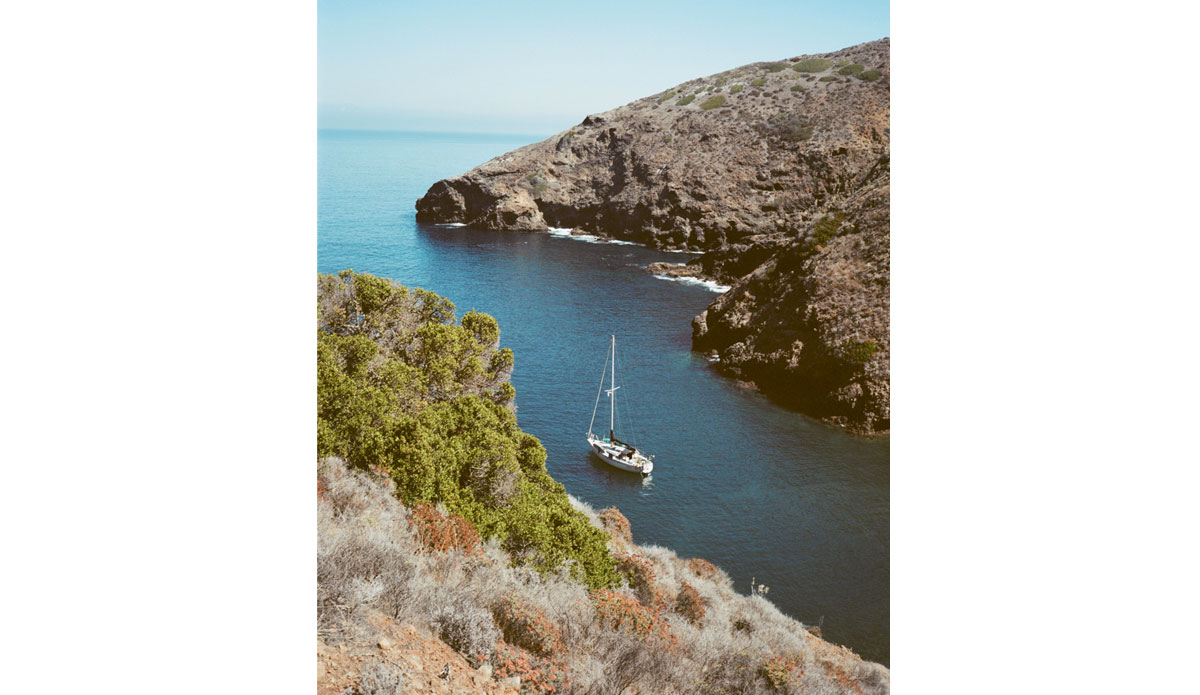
[416,39,890,433]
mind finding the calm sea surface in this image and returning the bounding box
[319,129,890,665]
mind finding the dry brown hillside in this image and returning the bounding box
[416,39,889,434]
[319,458,889,694]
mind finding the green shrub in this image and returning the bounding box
[769,114,814,142]
[751,77,766,87]
[858,69,881,82]
[730,84,743,93]
[700,95,725,110]
[791,58,832,73]
[790,85,805,93]
[838,339,879,364]
[677,94,695,106]
[714,77,727,87]
[659,90,676,103]
[765,62,787,73]
[819,75,836,82]
[317,271,619,590]
[808,212,845,248]
[838,63,864,76]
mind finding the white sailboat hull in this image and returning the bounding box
[587,435,653,475]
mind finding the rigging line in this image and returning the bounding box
[588,344,610,436]
[614,347,641,446]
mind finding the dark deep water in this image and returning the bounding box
[319,129,890,665]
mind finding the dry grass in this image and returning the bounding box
[319,458,888,694]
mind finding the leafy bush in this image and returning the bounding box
[700,95,726,110]
[687,557,722,580]
[838,63,864,75]
[615,552,666,609]
[598,506,632,544]
[592,590,680,650]
[751,77,766,87]
[355,659,406,695]
[318,271,619,590]
[765,62,788,72]
[808,212,845,249]
[839,340,879,364]
[677,94,695,106]
[714,77,727,87]
[790,85,806,93]
[408,503,482,556]
[674,581,707,624]
[792,58,832,73]
[659,90,676,103]
[730,84,744,93]
[494,595,563,656]
[760,655,804,690]
[819,75,836,82]
[432,598,500,663]
[858,69,881,82]
[770,114,814,142]
[493,641,571,695]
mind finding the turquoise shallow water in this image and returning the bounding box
[319,129,890,665]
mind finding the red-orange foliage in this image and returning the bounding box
[591,590,680,651]
[823,661,864,694]
[674,581,707,624]
[317,477,327,500]
[493,640,571,695]
[598,506,632,544]
[407,503,482,556]
[761,655,804,690]
[615,552,667,610]
[687,557,722,580]
[494,595,563,657]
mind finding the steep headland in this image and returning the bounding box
[416,39,889,434]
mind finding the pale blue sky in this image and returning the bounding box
[319,0,889,135]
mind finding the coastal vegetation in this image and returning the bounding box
[318,271,617,589]
[792,58,832,72]
[700,95,726,110]
[318,272,889,693]
[319,458,888,694]
[677,94,696,106]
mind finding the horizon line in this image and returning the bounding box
[318,126,556,139]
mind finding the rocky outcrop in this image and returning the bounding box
[417,39,890,434]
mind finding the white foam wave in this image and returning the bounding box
[546,227,639,246]
[434,222,466,227]
[651,274,732,293]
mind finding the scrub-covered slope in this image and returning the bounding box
[417,39,889,433]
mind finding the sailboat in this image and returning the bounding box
[587,335,654,476]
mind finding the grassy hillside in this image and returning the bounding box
[317,271,889,693]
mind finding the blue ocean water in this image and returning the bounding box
[319,129,890,665]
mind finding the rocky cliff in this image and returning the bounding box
[417,39,889,434]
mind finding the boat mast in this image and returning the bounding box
[609,335,616,440]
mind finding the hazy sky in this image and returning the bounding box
[319,0,889,135]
